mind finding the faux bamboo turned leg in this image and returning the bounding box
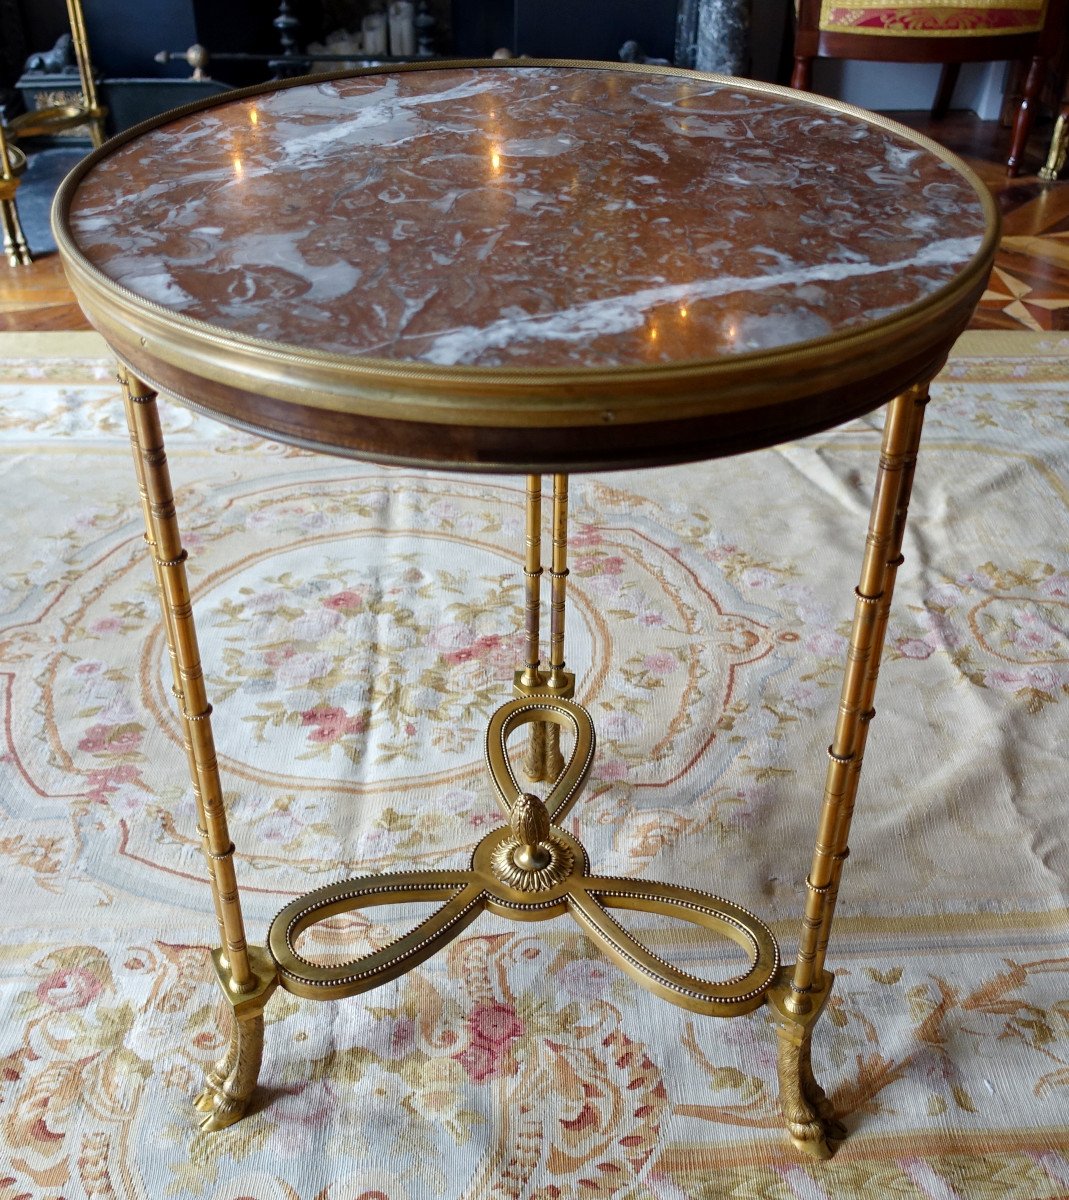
[810,385,930,982]
[118,368,267,1130]
[770,383,931,1160]
[520,474,549,781]
[541,473,570,779]
[119,371,228,962]
[787,385,925,1015]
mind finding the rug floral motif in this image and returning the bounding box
[0,332,1067,1199]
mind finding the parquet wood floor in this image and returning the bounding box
[893,110,1069,333]
[2,110,1068,335]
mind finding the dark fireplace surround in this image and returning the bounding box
[3,0,688,125]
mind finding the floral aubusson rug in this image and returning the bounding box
[1,331,1067,1200]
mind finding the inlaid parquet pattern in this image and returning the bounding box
[894,110,1069,332]
[2,110,1068,334]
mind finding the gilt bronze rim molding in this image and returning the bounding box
[52,60,999,459]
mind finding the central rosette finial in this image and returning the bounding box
[491,791,575,891]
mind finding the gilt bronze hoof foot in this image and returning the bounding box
[197,1092,251,1132]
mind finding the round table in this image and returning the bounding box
[53,60,997,1161]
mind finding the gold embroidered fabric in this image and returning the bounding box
[818,0,1048,35]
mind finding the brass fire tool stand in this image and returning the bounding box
[119,365,929,1158]
[0,124,31,267]
[3,0,106,268]
[9,0,107,150]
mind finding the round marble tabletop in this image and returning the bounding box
[54,61,997,471]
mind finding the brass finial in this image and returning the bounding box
[490,792,574,891]
[510,793,552,870]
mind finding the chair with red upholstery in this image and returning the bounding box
[790,0,1067,174]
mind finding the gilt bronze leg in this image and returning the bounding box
[768,382,930,1157]
[118,368,278,1131]
[516,473,572,782]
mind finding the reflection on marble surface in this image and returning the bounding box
[67,66,988,369]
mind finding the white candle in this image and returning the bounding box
[362,11,388,56]
[389,1,416,57]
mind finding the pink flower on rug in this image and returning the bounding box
[601,710,642,741]
[557,958,614,1001]
[300,705,368,743]
[263,645,296,668]
[77,722,142,756]
[957,568,995,590]
[574,553,624,575]
[323,588,365,614]
[88,617,122,635]
[1007,608,1059,655]
[597,759,629,782]
[1039,574,1069,600]
[454,1001,524,1081]
[571,524,603,549]
[643,651,677,676]
[785,679,822,709]
[983,665,1061,694]
[84,763,144,801]
[441,632,521,670]
[740,567,778,590]
[36,966,102,1010]
[469,1001,523,1048]
[897,638,934,660]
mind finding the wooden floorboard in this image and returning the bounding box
[2,109,1068,336]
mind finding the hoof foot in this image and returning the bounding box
[193,1087,218,1113]
[198,1097,248,1132]
[788,1122,834,1160]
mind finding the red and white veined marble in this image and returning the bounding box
[67,65,988,369]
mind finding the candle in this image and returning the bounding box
[389,1,416,57]
[361,11,388,56]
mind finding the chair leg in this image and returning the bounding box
[932,62,960,119]
[791,56,813,90]
[1007,54,1044,176]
